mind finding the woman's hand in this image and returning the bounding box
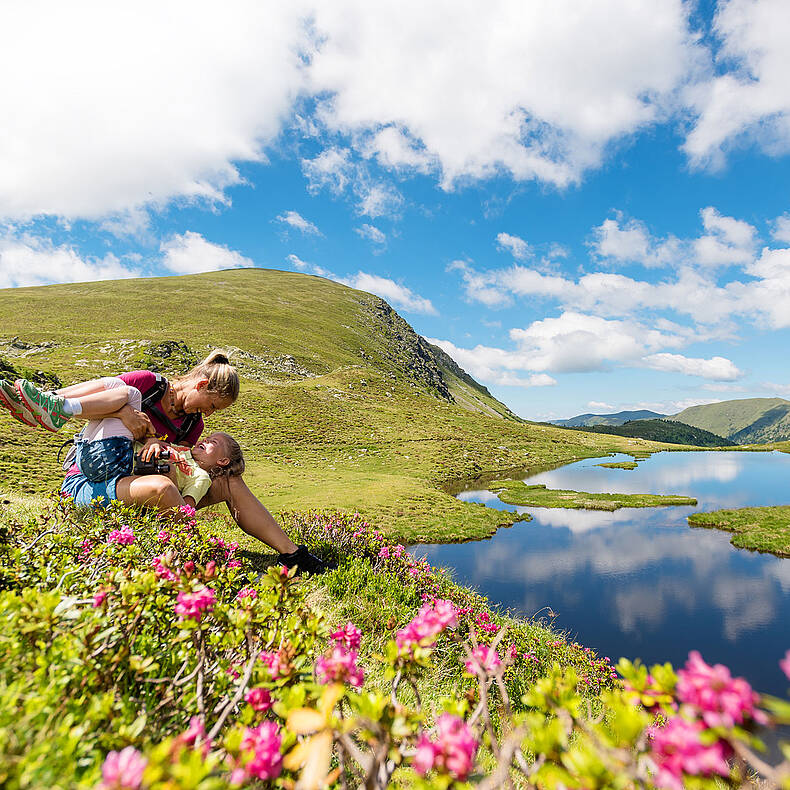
[118,405,155,441]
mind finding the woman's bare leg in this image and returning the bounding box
[197,475,298,554]
[116,475,186,511]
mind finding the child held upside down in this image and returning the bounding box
[66,379,244,509]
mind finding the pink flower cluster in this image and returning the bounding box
[107,526,135,546]
[152,554,178,582]
[780,650,790,681]
[677,651,765,728]
[396,599,458,653]
[157,529,170,543]
[330,621,361,650]
[235,586,257,602]
[79,538,94,561]
[99,746,147,790]
[176,716,212,756]
[648,716,729,790]
[473,610,498,635]
[174,586,216,622]
[234,722,283,782]
[245,686,273,712]
[208,535,240,567]
[259,649,290,680]
[93,589,108,608]
[464,645,502,676]
[413,714,478,781]
[316,643,364,689]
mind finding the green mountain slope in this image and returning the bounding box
[569,419,734,447]
[552,409,666,427]
[0,269,682,543]
[670,398,790,444]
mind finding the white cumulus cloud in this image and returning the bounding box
[276,211,322,235]
[308,0,702,188]
[685,0,790,168]
[355,224,387,246]
[0,1,308,221]
[643,352,743,381]
[341,271,436,315]
[0,232,139,288]
[496,232,531,260]
[160,232,252,274]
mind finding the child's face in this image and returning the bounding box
[184,379,234,417]
[191,433,229,471]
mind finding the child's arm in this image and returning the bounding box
[182,495,197,509]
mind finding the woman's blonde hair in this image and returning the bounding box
[210,432,245,479]
[176,349,240,403]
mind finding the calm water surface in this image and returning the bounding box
[418,451,790,696]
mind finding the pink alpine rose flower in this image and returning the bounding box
[107,526,135,546]
[174,587,216,622]
[239,722,283,781]
[412,714,478,781]
[245,686,273,712]
[259,649,290,679]
[396,599,457,653]
[677,651,766,727]
[464,645,503,676]
[330,621,361,650]
[780,650,790,681]
[316,643,364,689]
[648,716,729,790]
[99,746,147,789]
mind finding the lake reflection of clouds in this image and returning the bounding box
[424,453,790,693]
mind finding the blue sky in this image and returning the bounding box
[2,0,790,420]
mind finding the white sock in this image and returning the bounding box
[62,398,82,416]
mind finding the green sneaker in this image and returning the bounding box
[14,379,70,432]
[0,379,38,427]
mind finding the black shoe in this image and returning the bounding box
[277,544,335,575]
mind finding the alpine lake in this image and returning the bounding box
[419,451,790,696]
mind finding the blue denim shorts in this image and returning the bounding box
[76,437,133,482]
[61,470,121,507]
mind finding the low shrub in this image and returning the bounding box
[0,499,788,789]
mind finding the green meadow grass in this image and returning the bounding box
[487,480,697,510]
[688,507,790,556]
[0,269,678,543]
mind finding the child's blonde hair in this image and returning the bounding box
[210,432,245,479]
[176,349,240,403]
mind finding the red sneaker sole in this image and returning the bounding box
[0,387,37,427]
[14,380,57,432]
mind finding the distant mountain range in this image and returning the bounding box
[552,398,790,445]
[550,409,666,427]
[672,398,790,445]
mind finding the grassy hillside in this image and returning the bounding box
[0,269,684,544]
[569,419,734,447]
[671,398,790,444]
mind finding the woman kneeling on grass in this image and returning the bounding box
[0,350,327,573]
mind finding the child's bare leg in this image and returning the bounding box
[116,475,186,511]
[69,387,131,419]
[55,380,109,398]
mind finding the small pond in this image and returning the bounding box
[418,451,790,696]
